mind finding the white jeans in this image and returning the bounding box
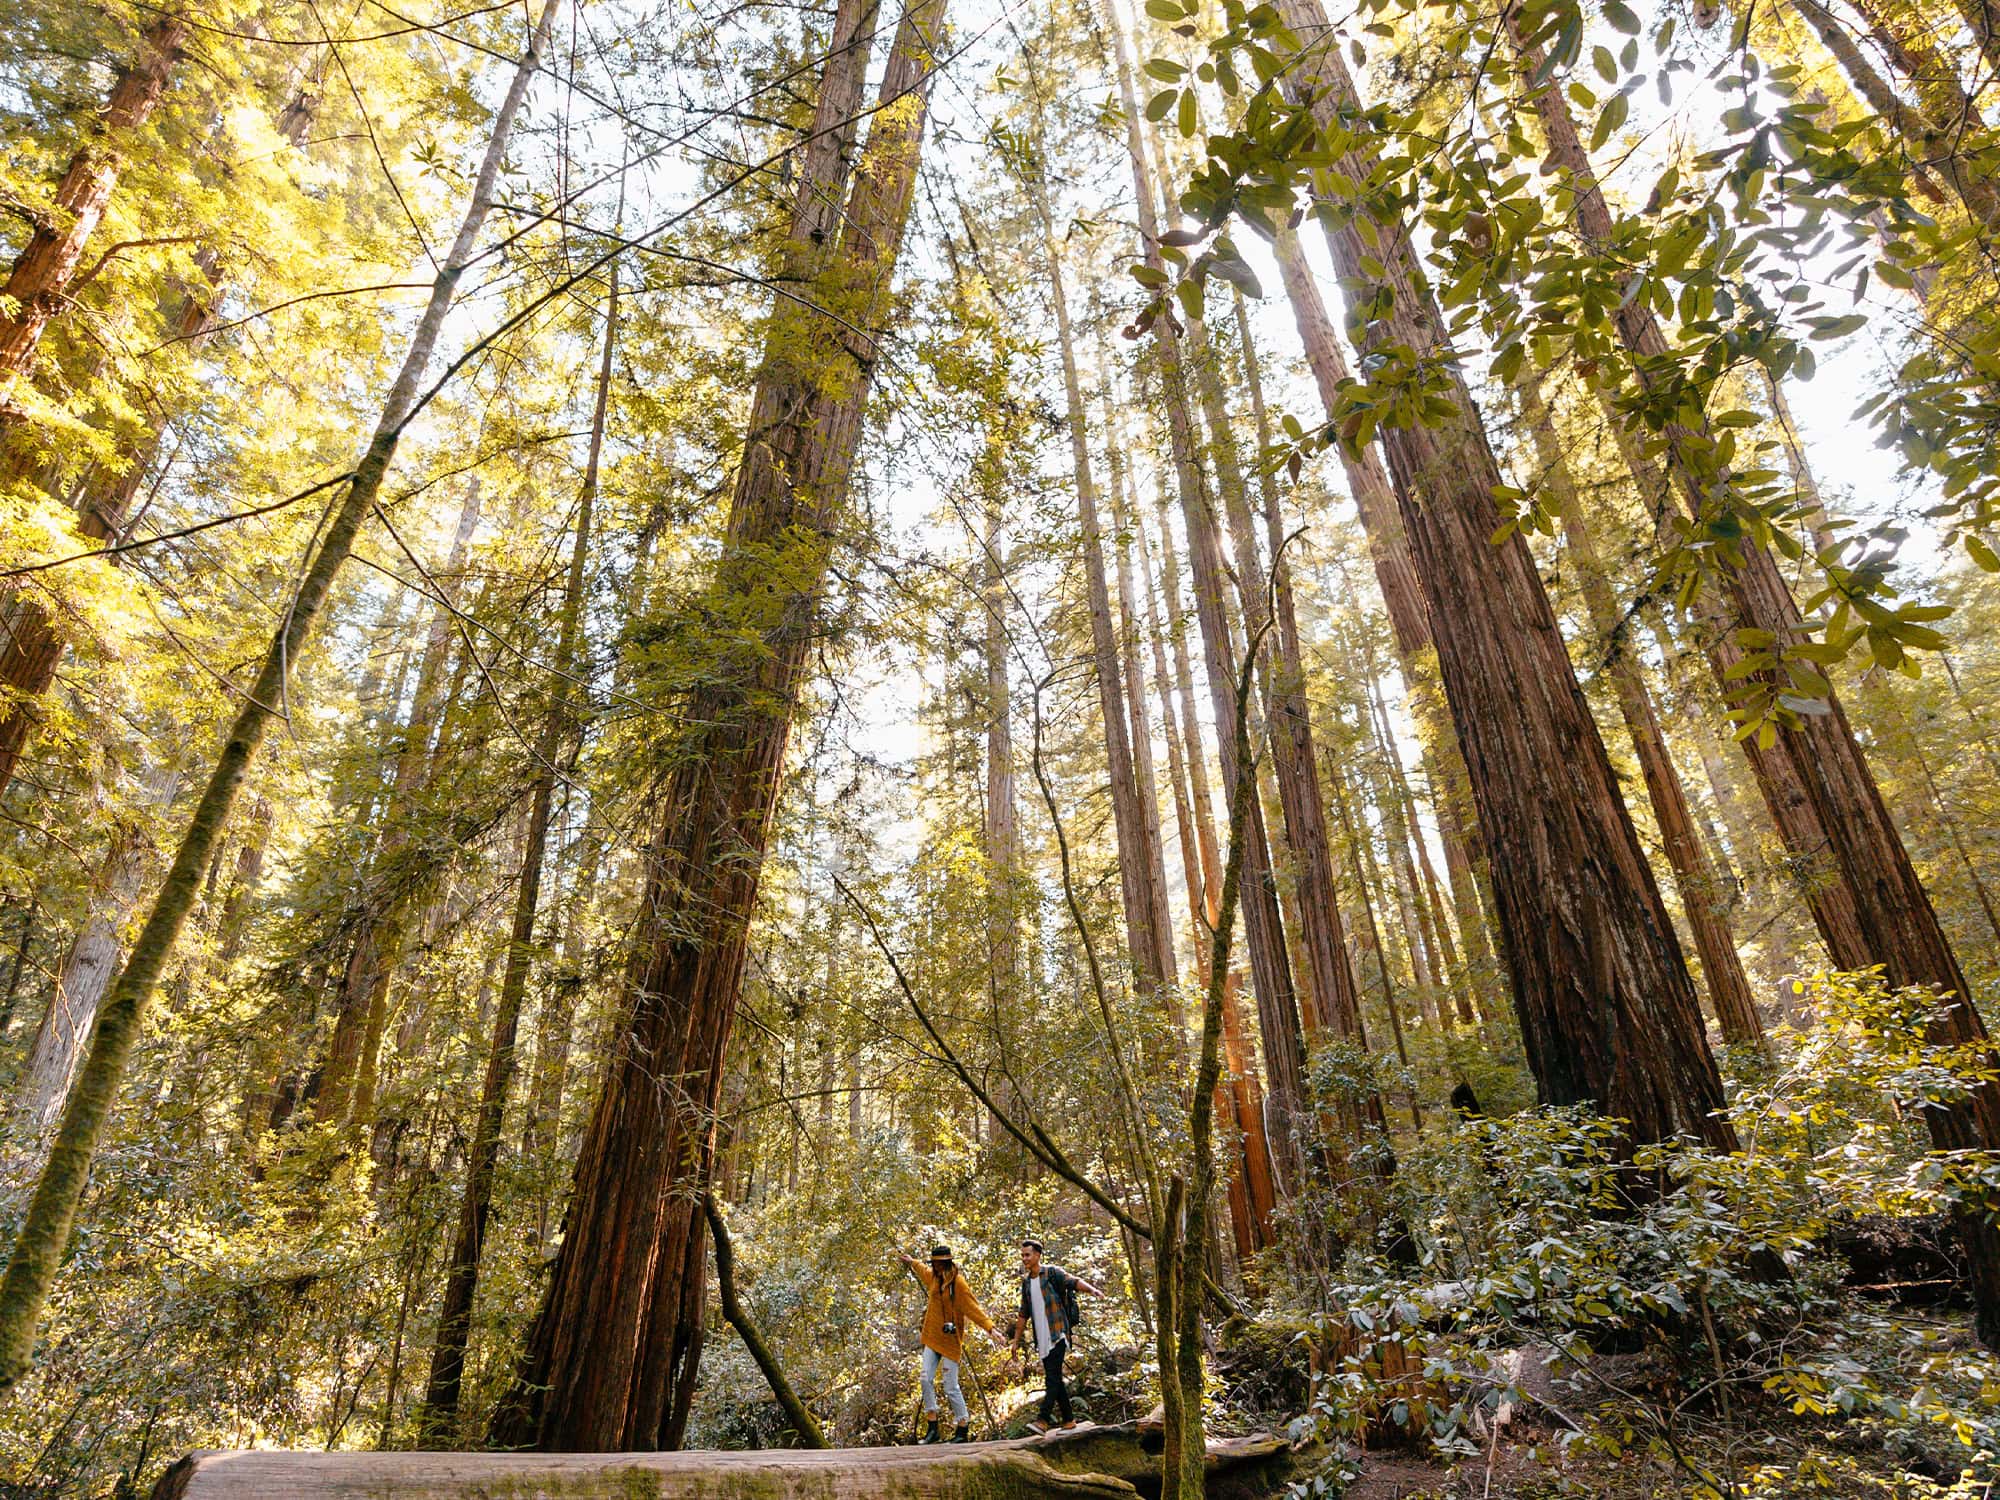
[921,1346,967,1423]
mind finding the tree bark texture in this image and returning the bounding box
[1518,383,1766,1048]
[1270,227,1499,1014]
[1276,0,1735,1152]
[488,0,941,1448]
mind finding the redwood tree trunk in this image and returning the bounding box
[313,480,485,1128]
[1518,382,1765,1049]
[1136,507,1275,1251]
[1275,0,1735,1152]
[488,0,939,1448]
[1270,226,1499,1020]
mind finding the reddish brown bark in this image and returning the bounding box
[489,0,938,1448]
[1277,0,1735,1151]
[1270,228,1498,1020]
[1519,385,1765,1049]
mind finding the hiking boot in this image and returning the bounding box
[1027,1420,1049,1435]
[949,1424,971,1443]
[919,1418,941,1444]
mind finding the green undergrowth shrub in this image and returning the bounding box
[1276,970,2000,1497]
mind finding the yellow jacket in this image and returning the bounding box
[918,1268,994,1362]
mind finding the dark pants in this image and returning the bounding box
[1039,1338,1072,1424]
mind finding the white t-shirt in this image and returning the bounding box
[1027,1276,1060,1360]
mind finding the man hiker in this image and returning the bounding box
[1012,1237,1105,1433]
[897,1244,1003,1443]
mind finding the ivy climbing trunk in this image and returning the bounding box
[0,0,559,1391]
[488,0,940,1448]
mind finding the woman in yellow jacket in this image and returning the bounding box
[897,1244,1003,1443]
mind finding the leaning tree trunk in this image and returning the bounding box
[1273,0,1736,1152]
[415,262,616,1443]
[487,0,938,1449]
[0,0,560,1391]
[1780,0,2000,235]
[1510,14,2000,1339]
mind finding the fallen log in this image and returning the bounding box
[149,1421,1305,1500]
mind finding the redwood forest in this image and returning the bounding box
[1,0,1998,1493]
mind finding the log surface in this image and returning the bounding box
[152,1441,1137,1499]
[150,1422,1299,1500]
